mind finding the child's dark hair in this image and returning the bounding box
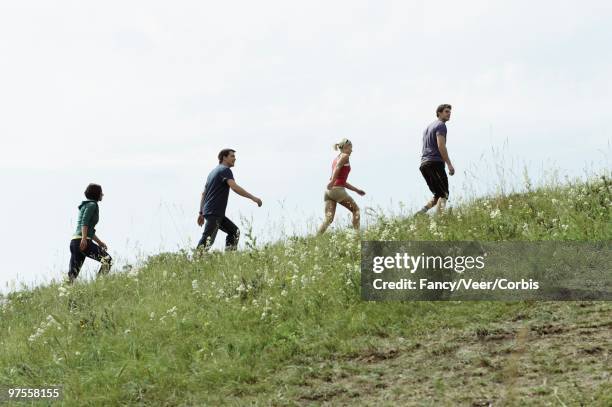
[84,183,103,201]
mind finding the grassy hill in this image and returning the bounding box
[1,174,610,406]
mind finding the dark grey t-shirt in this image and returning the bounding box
[421,120,447,163]
[202,164,234,216]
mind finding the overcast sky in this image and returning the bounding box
[1,0,610,292]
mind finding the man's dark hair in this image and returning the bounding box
[218,149,236,163]
[436,104,452,117]
[84,183,103,201]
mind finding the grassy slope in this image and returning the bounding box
[1,175,610,406]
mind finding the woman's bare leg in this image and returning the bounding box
[317,200,337,234]
[339,199,360,230]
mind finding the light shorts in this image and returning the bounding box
[324,187,354,203]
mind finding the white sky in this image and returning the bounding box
[1,0,610,292]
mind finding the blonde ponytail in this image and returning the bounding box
[334,138,351,151]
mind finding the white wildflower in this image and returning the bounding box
[166,306,177,317]
[28,315,60,343]
[1,297,11,313]
[58,286,68,297]
[489,209,501,219]
[192,280,199,291]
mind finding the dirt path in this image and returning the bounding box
[280,302,611,406]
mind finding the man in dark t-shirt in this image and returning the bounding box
[197,149,263,251]
[417,104,455,215]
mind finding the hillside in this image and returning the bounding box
[1,174,610,406]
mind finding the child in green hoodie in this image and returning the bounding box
[68,183,112,282]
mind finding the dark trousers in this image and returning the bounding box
[197,215,240,251]
[69,239,113,281]
[420,161,449,200]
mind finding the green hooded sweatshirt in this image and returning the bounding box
[72,200,99,239]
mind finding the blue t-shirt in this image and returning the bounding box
[201,165,234,216]
[421,120,447,163]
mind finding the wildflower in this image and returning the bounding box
[149,312,156,320]
[287,260,299,273]
[166,306,177,317]
[192,280,199,291]
[58,286,68,297]
[561,224,569,231]
[1,297,11,314]
[28,315,60,343]
[490,209,501,219]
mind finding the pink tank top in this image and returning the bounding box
[331,156,351,187]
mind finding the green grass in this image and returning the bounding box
[1,173,610,406]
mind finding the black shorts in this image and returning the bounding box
[420,161,449,199]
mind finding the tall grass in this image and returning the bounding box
[0,173,609,405]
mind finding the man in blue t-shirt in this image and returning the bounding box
[197,149,263,251]
[417,104,455,215]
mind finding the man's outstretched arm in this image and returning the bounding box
[227,179,263,207]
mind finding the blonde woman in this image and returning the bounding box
[318,138,365,234]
